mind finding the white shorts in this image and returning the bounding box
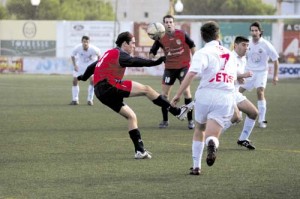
[234,91,247,104]
[240,70,268,91]
[194,88,235,128]
[72,66,89,78]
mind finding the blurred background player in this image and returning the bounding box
[70,36,101,105]
[149,15,196,129]
[239,21,279,128]
[77,31,193,159]
[171,21,237,175]
[222,36,258,150]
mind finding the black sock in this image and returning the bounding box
[185,98,193,121]
[152,95,180,116]
[129,129,144,153]
[162,107,168,121]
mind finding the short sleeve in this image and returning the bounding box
[71,45,79,57]
[266,41,279,61]
[189,50,208,74]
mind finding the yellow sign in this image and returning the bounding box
[0,20,56,40]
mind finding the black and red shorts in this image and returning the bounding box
[162,67,189,85]
[94,79,132,113]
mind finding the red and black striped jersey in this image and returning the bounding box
[150,29,195,69]
[78,47,165,86]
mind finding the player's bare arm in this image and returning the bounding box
[273,60,279,85]
[171,71,196,106]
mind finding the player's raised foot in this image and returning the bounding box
[177,101,194,121]
[188,120,195,129]
[189,167,201,175]
[206,140,217,166]
[159,121,169,128]
[259,121,267,128]
[134,150,152,159]
[87,101,93,106]
[69,101,79,105]
[237,140,256,150]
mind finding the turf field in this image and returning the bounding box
[0,74,300,199]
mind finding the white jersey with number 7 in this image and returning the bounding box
[189,40,237,92]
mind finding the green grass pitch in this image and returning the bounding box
[0,74,299,199]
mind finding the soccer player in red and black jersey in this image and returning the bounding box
[77,31,193,159]
[149,15,196,129]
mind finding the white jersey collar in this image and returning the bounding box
[205,40,220,47]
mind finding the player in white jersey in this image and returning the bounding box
[239,21,279,128]
[70,36,101,105]
[222,36,258,150]
[171,21,237,175]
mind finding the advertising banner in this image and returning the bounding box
[219,22,272,50]
[56,21,133,58]
[0,56,23,73]
[283,24,300,63]
[0,20,56,57]
[268,63,300,78]
[23,57,73,74]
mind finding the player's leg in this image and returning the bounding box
[237,99,258,149]
[204,92,235,167]
[190,122,205,175]
[221,103,240,134]
[159,84,172,128]
[87,75,94,105]
[180,67,195,129]
[118,105,151,159]
[204,119,222,167]
[70,74,79,105]
[94,82,150,159]
[257,87,267,128]
[239,86,246,93]
[129,80,190,119]
[255,71,268,128]
[159,69,176,128]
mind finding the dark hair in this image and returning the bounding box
[201,21,219,43]
[81,35,90,41]
[250,21,263,36]
[163,14,174,23]
[115,31,134,47]
[234,36,249,44]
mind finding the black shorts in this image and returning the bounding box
[94,79,131,113]
[162,67,189,85]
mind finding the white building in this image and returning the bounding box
[108,0,169,22]
[263,0,300,15]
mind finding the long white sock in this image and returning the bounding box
[257,100,266,122]
[239,116,256,141]
[87,85,94,101]
[205,136,219,148]
[221,121,233,134]
[192,141,204,169]
[72,85,79,101]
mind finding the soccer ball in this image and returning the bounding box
[147,22,165,41]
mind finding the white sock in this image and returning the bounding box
[221,121,233,134]
[205,136,219,148]
[72,85,79,101]
[87,85,94,101]
[239,116,256,141]
[192,141,204,169]
[239,111,243,119]
[257,100,266,123]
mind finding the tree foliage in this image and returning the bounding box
[181,0,276,15]
[4,0,276,20]
[5,0,114,20]
[0,4,7,19]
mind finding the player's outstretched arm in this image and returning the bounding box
[120,51,165,67]
[77,61,97,81]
